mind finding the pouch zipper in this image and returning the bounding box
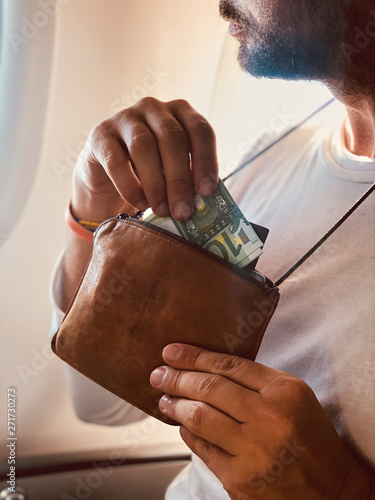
[94,213,276,293]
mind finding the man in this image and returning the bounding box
[52,0,375,498]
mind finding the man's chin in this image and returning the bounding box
[237,43,279,79]
[237,43,318,81]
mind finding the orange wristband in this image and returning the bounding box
[65,201,101,243]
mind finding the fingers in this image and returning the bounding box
[158,395,239,455]
[150,366,254,422]
[140,103,194,219]
[161,344,284,393]
[170,99,219,198]
[87,123,148,210]
[84,98,219,221]
[178,426,232,485]
[119,117,170,216]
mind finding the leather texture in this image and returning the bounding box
[52,218,280,425]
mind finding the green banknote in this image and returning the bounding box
[142,179,263,268]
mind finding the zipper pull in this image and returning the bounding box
[118,210,146,220]
[117,213,130,220]
[250,268,266,283]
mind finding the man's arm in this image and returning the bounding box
[53,171,133,314]
[52,98,219,425]
[53,231,92,314]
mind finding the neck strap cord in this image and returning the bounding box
[222,98,375,286]
[275,180,375,286]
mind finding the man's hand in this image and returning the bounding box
[72,97,219,223]
[55,98,218,312]
[150,344,373,500]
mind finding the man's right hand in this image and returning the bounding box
[72,97,219,223]
[55,97,219,312]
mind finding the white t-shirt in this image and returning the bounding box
[50,101,375,499]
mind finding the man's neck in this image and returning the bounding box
[344,105,375,158]
[326,82,375,158]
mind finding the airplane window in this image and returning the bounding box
[0,0,55,245]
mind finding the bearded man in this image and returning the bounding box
[52,1,375,498]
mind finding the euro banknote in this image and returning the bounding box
[141,179,263,268]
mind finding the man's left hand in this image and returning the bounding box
[150,343,373,500]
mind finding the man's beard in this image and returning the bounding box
[219,0,349,82]
[236,29,342,81]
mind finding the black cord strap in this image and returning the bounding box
[222,98,335,183]
[274,180,375,286]
[222,98,375,286]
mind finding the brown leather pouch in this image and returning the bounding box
[51,215,280,425]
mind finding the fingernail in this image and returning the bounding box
[163,344,182,362]
[198,177,216,197]
[159,394,171,412]
[174,201,193,220]
[155,202,169,217]
[150,367,168,387]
